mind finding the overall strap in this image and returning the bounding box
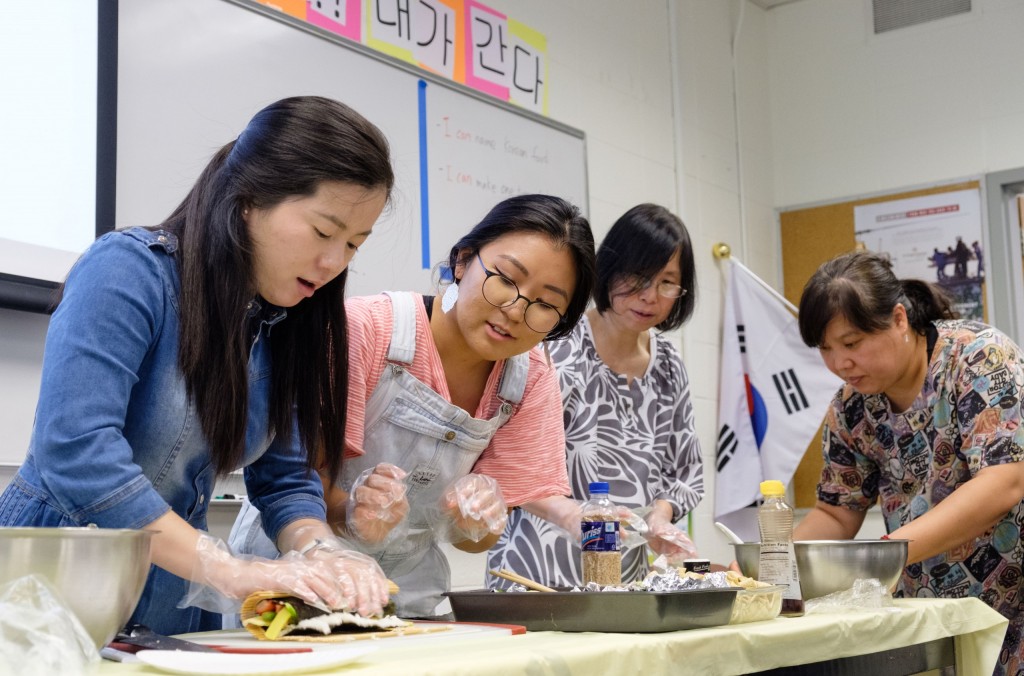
[495,351,530,405]
[382,291,418,366]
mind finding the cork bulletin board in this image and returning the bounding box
[780,180,980,507]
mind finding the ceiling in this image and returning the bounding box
[747,0,808,9]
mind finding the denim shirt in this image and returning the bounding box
[0,228,326,633]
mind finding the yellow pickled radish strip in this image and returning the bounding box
[265,608,294,639]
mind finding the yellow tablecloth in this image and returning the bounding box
[97,598,1007,675]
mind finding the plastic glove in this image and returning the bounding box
[345,463,409,549]
[804,578,897,615]
[0,575,99,675]
[182,533,388,617]
[525,496,637,545]
[644,509,698,564]
[436,474,507,543]
[297,537,391,618]
[521,496,582,542]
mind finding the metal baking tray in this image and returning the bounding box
[445,587,738,632]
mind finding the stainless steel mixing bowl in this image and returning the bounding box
[0,527,153,648]
[732,539,908,600]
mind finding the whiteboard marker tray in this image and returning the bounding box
[445,587,738,633]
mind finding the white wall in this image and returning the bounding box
[3,0,1018,589]
[767,0,1024,208]
[667,0,776,567]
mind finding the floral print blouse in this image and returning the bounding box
[818,319,1024,673]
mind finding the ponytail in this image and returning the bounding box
[900,279,958,332]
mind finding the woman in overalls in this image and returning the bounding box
[231,194,597,618]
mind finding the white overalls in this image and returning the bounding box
[229,292,528,617]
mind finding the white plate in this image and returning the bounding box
[134,645,377,675]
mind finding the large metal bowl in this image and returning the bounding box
[732,539,908,600]
[0,527,153,649]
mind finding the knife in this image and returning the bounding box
[113,623,315,654]
[106,641,313,656]
[114,623,219,652]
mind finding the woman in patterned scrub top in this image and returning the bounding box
[487,204,704,587]
[794,251,1024,675]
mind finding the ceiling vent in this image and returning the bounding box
[873,0,971,34]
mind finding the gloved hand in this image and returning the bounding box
[525,496,637,545]
[534,497,583,541]
[345,463,409,549]
[182,532,389,617]
[436,474,507,543]
[643,509,698,564]
[297,535,391,617]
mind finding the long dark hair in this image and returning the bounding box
[444,194,595,341]
[593,203,696,331]
[798,250,957,348]
[159,96,393,483]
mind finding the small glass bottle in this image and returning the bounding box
[757,480,804,615]
[580,481,621,587]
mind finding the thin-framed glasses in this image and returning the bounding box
[619,275,686,299]
[475,254,564,333]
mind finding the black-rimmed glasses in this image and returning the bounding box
[475,254,564,333]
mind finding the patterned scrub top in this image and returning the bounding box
[818,319,1024,673]
[485,314,704,587]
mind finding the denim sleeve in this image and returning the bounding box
[29,233,172,528]
[244,413,328,546]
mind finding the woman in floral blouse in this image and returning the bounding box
[795,250,1024,675]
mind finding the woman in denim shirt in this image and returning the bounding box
[0,97,394,634]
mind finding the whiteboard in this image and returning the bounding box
[117,0,588,297]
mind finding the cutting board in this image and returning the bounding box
[175,621,522,652]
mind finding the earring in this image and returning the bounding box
[441,282,459,313]
[904,333,909,343]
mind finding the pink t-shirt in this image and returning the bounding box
[343,293,570,506]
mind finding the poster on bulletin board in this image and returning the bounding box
[854,188,985,321]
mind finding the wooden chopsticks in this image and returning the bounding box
[488,568,557,592]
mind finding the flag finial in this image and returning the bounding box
[712,242,731,260]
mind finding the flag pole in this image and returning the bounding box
[711,242,798,315]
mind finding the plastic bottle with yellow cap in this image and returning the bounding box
[757,480,804,615]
